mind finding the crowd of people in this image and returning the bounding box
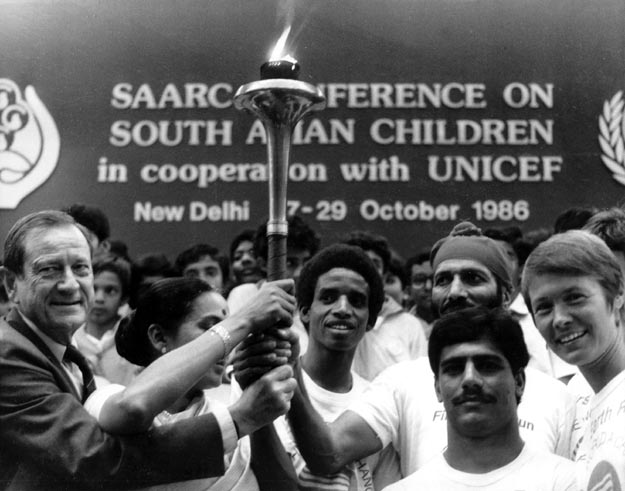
[1,202,624,490]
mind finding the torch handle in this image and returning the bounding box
[266,234,288,281]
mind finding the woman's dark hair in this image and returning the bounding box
[116,277,213,366]
[428,306,529,377]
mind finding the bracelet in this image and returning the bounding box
[210,324,233,358]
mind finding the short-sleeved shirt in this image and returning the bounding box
[348,357,575,477]
[276,369,401,490]
[575,369,625,490]
[382,444,578,491]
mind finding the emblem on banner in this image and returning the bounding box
[599,91,625,187]
[0,79,60,209]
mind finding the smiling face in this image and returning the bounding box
[7,224,94,344]
[435,339,524,439]
[164,290,229,389]
[432,259,503,316]
[528,273,623,367]
[301,267,370,353]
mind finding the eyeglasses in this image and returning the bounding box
[411,275,433,288]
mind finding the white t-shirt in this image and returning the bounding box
[348,357,575,477]
[566,372,594,460]
[276,369,401,490]
[85,384,256,491]
[575,369,625,490]
[352,296,427,381]
[382,444,578,491]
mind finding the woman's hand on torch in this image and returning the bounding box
[230,279,296,334]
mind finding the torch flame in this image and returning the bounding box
[269,26,297,63]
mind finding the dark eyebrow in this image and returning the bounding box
[440,354,505,366]
[317,286,338,295]
[460,268,490,276]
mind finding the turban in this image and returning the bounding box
[430,221,513,291]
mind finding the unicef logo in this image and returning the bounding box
[599,91,625,187]
[0,79,60,209]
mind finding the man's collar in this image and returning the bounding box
[16,311,67,363]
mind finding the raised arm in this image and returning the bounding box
[97,279,295,434]
[233,327,383,475]
[287,360,384,474]
[0,326,227,488]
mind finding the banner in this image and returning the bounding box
[1,0,624,259]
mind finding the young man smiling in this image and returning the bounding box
[236,244,401,489]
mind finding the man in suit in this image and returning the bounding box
[0,210,296,490]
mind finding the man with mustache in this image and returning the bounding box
[383,307,577,490]
[275,222,574,479]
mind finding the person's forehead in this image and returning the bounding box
[315,267,369,293]
[234,240,253,253]
[434,258,495,278]
[186,255,219,268]
[528,273,603,298]
[94,270,122,286]
[23,224,90,260]
[411,261,432,276]
[440,339,507,363]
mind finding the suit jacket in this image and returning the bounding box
[0,309,226,490]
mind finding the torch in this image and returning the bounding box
[233,42,325,281]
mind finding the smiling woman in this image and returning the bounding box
[521,230,625,489]
[522,230,625,388]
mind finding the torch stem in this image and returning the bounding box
[233,78,325,282]
[265,123,292,281]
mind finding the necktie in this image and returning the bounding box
[64,345,96,402]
